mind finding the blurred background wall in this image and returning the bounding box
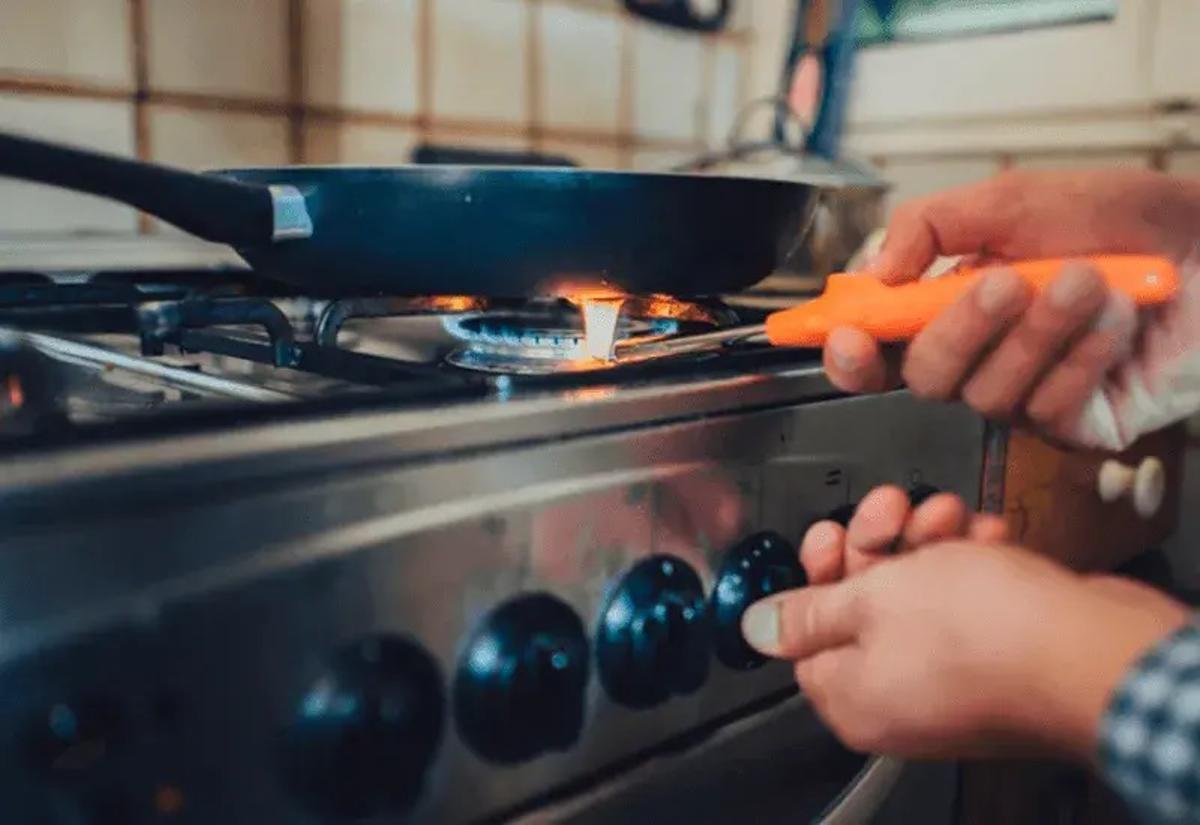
[0,0,784,234]
[0,0,1198,234]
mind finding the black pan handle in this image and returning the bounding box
[623,0,732,32]
[0,131,312,247]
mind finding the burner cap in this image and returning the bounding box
[443,308,678,375]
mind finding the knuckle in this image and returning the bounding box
[1024,389,1067,426]
[961,381,1015,420]
[901,358,954,401]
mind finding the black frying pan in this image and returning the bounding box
[0,131,817,298]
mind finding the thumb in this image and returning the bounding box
[741,581,864,660]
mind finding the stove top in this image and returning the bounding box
[0,234,826,450]
[0,236,983,825]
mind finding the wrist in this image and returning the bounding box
[1007,580,1189,760]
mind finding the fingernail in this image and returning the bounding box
[828,329,862,373]
[1092,294,1137,358]
[975,270,1024,315]
[741,600,781,653]
[831,348,860,373]
[1047,266,1099,309]
[806,520,841,548]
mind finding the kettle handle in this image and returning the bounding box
[622,0,733,33]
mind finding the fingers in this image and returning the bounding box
[903,268,1033,401]
[968,513,1010,542]
[824,326,890,393]
[871,175,1022,284]
[799,491,1011,585]
[800,520,846,585]
[960,263,1110,419]
[1024,291,1137,436]
[845,486,910,575]
[902,493,968,546]
[742,581,863,659]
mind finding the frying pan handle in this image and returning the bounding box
[0,131,312,246]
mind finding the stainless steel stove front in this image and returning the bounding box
[0,379,984,823]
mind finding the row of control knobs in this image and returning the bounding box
[30,490,938,819]
[282,529,808,818]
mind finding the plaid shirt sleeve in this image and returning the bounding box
[1099,622,1200,823]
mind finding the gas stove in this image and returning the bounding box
[0,237,985,824]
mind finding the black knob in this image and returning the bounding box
[711,531,807,670]
[908,482,940,506]
[24,694,126,779]
[282,635,444,819]
[596,555,709,709]
[827,502,856,526]
[454,593,589,764]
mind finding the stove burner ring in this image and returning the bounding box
[442,310,681,375]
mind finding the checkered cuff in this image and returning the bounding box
[1099,621,1200,823]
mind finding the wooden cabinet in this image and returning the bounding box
[1000,424,1184,572]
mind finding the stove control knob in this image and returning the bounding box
[596,555,710,709]
[24,694,127,778]
[711,531,807,670]
[827,502,857,526]
[454,593,589,764]
[908,483,940,506]
[283,635,444,819]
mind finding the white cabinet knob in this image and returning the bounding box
[1098,457,1166,519]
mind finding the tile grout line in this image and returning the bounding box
[128,0,153,233]
[615,12,635,169]
[416,0,434,138]
[699,37,716,149]
[286,0,307,163]
[0,72,702,153]
[525,0,543,151]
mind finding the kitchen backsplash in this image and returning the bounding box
[3,0,1198,238]
[0,0,795,234]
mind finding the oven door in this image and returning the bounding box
[513,695,957,824]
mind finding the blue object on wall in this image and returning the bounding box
[806,0,860,159]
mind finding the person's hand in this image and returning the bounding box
[799,484,1009,583]
[824,169,1200,450]
[741,489,1191,759]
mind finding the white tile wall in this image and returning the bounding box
[843,111,1163,158]
[147,106,291,169]
[304,121,421,164]
[146,0,289,99]
[742,0,791,107]
[1168,150,1200,175]
[539,3,621,134]
[847,2,1153,125]
[424,126,531,152]
[1150,0,1200,101]
[303,0,420,115]
[629,145,696,171]
[538,138,623,169]
[707,44,743,148]
[0,96,137,233]
[0,0,133,88]
[432,0,528,123]
[632,25,705,142]
[879,157,1002,213]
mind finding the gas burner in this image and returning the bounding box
[441,295,736,375]
[443,308,680,375]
